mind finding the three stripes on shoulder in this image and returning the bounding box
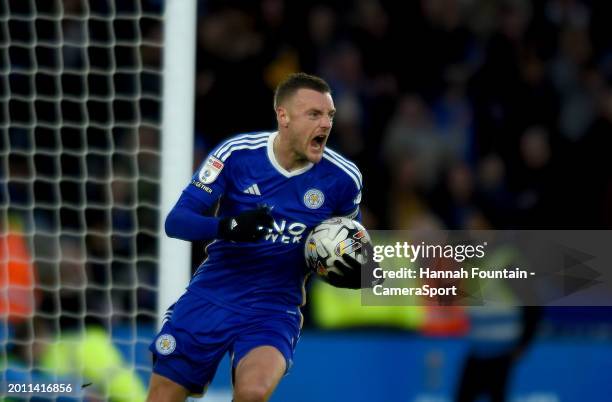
[213,132,270,162]
[213,131,362,190]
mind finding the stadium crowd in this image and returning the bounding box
[193,0,612,233]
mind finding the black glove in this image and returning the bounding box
[218,206,274,242]
[326,243,382,289]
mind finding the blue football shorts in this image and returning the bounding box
[149,289,302,395]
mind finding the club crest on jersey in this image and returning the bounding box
[198,156,224,184]
[304,189,324,209]
[155,334,176,355]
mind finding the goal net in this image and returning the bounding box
[1,0,164,399]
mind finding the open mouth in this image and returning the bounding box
[310,134,327,151]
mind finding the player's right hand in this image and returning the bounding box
[327,243,383,289]
[218,206,274,242]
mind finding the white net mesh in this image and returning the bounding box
[1,0,163,399]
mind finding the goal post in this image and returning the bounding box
[158,0,197,327]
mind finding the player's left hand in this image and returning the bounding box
[218,206,274,242]
[328,244,382,289]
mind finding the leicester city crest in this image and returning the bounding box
[156,334,176,355]
[304,189,324,209]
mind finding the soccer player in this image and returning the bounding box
[147,73,366,402]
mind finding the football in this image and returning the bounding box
[304,217,372,280]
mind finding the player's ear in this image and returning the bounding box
[277,107,290,127]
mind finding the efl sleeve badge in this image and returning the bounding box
[198,156,224,184]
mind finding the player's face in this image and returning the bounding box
[284,88,335,164]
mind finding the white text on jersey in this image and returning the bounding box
[265,219,307,244]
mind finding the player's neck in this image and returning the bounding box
[273,133,309,172]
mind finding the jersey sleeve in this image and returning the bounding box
[164,149,232,241]
[336,168,363,222]
[184,152,229,205]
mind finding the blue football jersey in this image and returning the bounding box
[182,131,362,312]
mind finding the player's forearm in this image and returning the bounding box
[165,208,220,241]
[165,192,221,241]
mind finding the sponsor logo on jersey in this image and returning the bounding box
[265,219,308,244]
[198,156,224,184]
[155,334,176,355]
[243,183,261,195]
[191,180,213,193]
[303,189,324,209]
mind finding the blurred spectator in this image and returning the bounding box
[455,241,542,402]
[383,94,446,192]
[474,154,515,228]
[322,42,368,158]
[550,26,600,141]
[195,5,274,144]
[432,79,475,164]
[433,160,480,230]
[569,86,612,227]
[297,4,339,74]
[456,306,541,402]
[510,125,559,227]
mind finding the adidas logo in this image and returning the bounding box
[243,184,261,196]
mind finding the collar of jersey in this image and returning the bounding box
[267,131,314,177]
